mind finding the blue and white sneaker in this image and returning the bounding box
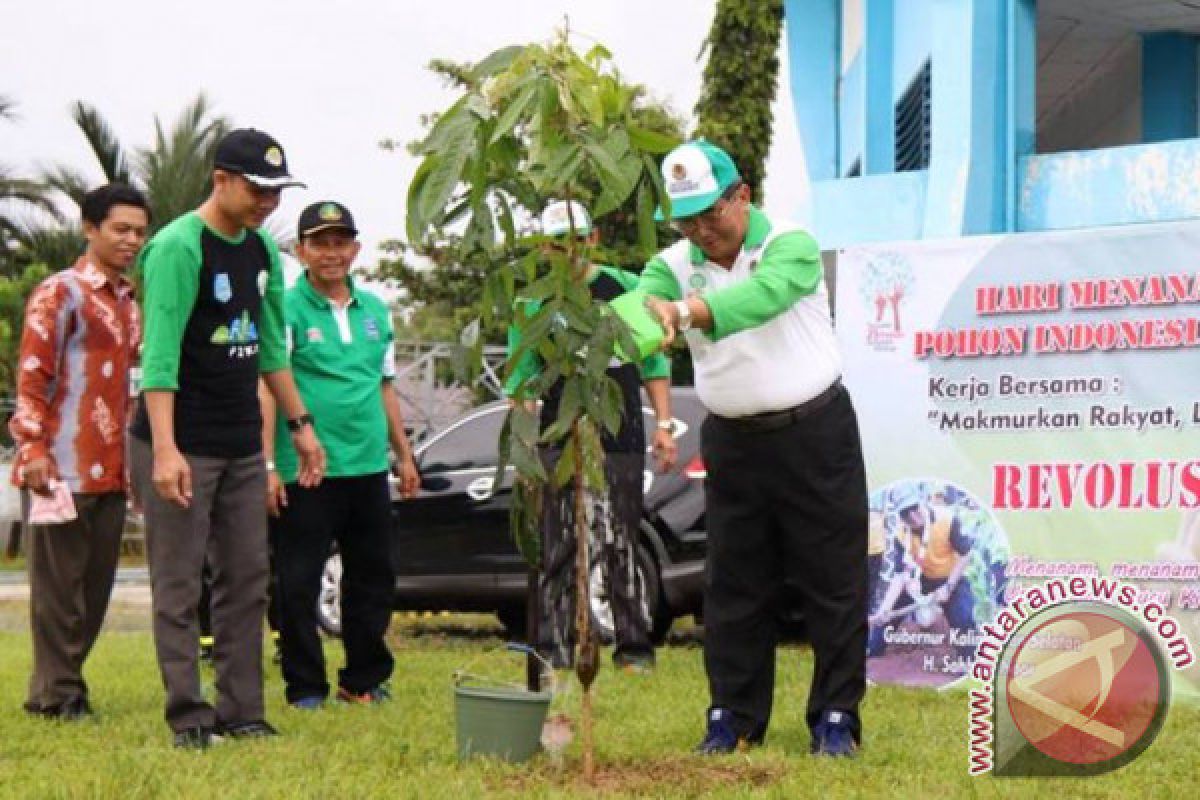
[289,696,324,711]
[695,708,743,755]
[810,710,858,757]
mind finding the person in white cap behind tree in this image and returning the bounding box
[638,140,869,756]
[505,199,677,674]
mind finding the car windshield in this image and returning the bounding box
[419,407,506,471]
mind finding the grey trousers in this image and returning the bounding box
[130,435,268,732]
[24,491,126,712]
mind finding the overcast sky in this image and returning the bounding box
[0,0,809,261]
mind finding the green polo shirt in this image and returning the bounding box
[274,275,396,483]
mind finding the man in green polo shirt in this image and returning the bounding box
[262,201,419,709]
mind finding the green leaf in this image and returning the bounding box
[416,117,477,229]
[510,476,542,566]
[494,406,514,489]
[404,156,435,242]
[507,306,556,386]
[553,440,577,488]
[628,125,680,154]
[541,377,583,444]
[526,362,562,398]
[512,402,540,447]
[471,45,525,81]
[584,139,624,185]
[465,94,490,120]
[490,82,537,144]
[413,96,472,155]
[599,376,624,436]
[586,321,614,377]
[584,43,614,64]
[635,181,656,258]
[494,192,517,242]
[642,152,671,220]
[539,142,583,192]
[510,434,547,482]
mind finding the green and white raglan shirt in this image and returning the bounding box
[131,212,287,458]
[505,265,670,453]
[272,276,396,483]
[637,207,840,417]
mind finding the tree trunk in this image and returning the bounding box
[572,423,597,782]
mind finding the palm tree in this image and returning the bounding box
[19,94,232,266]
[25,95,301,266]
[0,96,63,277]
[28,93,232,265]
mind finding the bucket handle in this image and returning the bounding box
[453,642,558,695]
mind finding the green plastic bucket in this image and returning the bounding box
[453,683,552,763]
[454,643,555,763]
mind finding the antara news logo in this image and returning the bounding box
[967,575,1194,777]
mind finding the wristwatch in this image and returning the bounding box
[656,419,676,435]
[265,460,277,472]
[673,300,693,332]
[287,413,314,433]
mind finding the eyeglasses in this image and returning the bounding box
[671,182,743,236]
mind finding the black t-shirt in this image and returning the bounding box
[132,218,272,458]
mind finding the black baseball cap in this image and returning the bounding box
[297,201,358,239]
[213,128,305,189]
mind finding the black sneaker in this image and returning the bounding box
[59,696,94,721]
[24,696,93,722]
[173,726,223,750]
[218,719,279,739]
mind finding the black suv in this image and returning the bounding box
[317,388,709,641]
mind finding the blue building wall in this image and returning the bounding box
[890,0,931,103]
[783,0,1200,247]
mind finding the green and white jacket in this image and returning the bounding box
[638,207,840,417]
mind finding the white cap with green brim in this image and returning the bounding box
[655,140,741,221]
[540,200,592,237]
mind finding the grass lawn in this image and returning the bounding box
[0,618,1196,799]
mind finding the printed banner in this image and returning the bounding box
[836,220,1200,697]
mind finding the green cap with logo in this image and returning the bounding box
[655,140,741,221]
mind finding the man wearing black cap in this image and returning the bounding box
[130,128,326,748]
[260,201,419,710]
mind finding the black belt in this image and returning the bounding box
[714,380,844,433]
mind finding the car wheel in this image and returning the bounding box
[316,552,343,638]
[588,543,665,645]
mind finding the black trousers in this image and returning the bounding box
[538,449,652,668]
[271,472,395,703]
[701,387,868,742]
